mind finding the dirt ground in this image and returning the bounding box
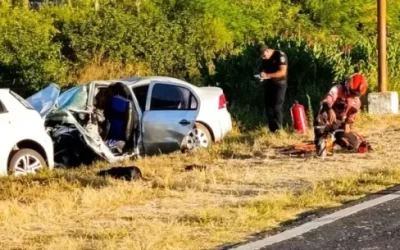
[0,115,399,250]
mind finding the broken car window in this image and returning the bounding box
[58,85,88,110]
[25,84,60,117]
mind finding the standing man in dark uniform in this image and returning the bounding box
[259,44,288,133]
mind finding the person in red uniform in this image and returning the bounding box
[314,73,370,156]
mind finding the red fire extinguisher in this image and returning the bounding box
[290,101,308,135]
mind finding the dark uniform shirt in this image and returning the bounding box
[260,50,288,84]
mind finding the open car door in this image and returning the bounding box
[48,82,121,163]
[142,81,200,155]
[27,81,142,165]
[51,81,141,163]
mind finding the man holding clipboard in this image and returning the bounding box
[257,44,288,133]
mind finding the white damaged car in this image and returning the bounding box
[26,76,232,166]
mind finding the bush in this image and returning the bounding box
[0,6,66,94]
[1,1,400,130]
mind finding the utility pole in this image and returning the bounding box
[377,0,387,92]
[369,0,397,115]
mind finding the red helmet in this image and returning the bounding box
[346,73,368,96]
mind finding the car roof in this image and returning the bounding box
[120,76,197,88]
[0,88,10,94]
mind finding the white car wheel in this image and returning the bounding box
[9,149,46,176]
[184,123,212,151]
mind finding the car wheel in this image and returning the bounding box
[9,149,46,176]
[184,123,212,152]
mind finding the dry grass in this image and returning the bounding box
[1,114,400,250]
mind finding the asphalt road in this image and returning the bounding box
[263,195,400,250]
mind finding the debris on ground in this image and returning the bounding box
[275,134,373,157]
[97,166,143,181]
[49,125,97,167]
[185,164,209,172]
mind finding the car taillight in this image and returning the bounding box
[219,94,227,109]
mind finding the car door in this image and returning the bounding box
[0,97,14,174]
[76,81,142,161]
[0,98,12,138]
[141,81,200,155]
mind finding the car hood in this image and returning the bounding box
[26,84,89,118]
[26,83,60,118]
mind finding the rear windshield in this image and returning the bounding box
[9,90,35,110]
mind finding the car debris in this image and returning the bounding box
[184,164,209,172]
[26,82,140,167]
[97,166,144,181]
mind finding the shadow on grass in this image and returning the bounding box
[0,168,111,190]
[219,144,316,160]
[215,182,400,250]
[62,173,111,188]
[206,187,269,197]
[219,151,254,160]
[223,134,257,146]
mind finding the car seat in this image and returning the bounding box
[107,95,134,142]
[102,82,139,154]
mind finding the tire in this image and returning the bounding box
[182,122,212,152]
[8,149,46,176]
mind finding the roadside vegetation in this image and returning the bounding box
[1,0,400,126]
[1,1,400,249]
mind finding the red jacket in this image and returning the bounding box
[322,85,361,124]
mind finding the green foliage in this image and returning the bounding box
[0,6,65,92]
[1,0,400,128]
[297,0,377,40]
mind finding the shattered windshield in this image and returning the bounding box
[58,85,88,110]
[25,83,60,117]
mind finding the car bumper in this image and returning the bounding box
[0,155,7,176]
[215,110,233,142]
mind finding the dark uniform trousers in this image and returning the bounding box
[263,80,287,132]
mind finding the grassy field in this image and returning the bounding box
[1,114,400,250]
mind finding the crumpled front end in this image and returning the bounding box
[40,82,139,167]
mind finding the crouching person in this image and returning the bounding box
[314,73,371,156]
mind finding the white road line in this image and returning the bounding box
[230,190,400,250]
